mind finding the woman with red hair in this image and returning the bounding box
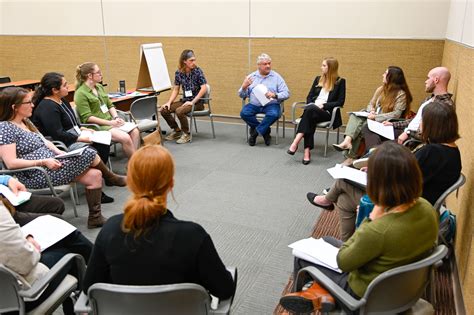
[83,145,235,300]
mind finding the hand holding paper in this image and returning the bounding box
[252,84,271,106]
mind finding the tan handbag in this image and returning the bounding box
[143,129,162,146]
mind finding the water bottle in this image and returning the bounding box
[356,194,375,227]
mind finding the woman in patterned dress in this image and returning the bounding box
[0,87,111,228]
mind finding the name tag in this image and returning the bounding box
[73,126,81,134]
[100,104,108,113]
[184,90,193,98]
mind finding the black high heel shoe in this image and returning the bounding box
[302,152,311,165]
[286,145,298,155]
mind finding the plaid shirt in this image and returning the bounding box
[393,93,454,129]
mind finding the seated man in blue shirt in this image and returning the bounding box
[0,175,64,225]
[239,53,290,146]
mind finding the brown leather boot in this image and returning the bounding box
[86,188,107,229]
[93,160,126,187]
[279,282,336,313]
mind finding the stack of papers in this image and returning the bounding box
[0,185,31,206]
[288,238,342,273]
[81,130,112,145]
[118,122,138,133]
[21,215,76,252]
[349,111,370,118]
[367,119,395,140]
[327,164,367,186]
[252,84,271,106]
[56,147,87,159]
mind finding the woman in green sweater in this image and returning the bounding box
[280,141,438,314]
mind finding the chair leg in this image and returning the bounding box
[107,158,113,172]
[194,117,198,133]
[336,127,340,143]
[276,120,279,145]
[246,124,249,143]
[210,115,216,138]
[324,128,329,157]
[74,183,80,205]
[282,115,286,138]
[69,186,78,217]
[188,116,194,142]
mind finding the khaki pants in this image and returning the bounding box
[161,101,204,134]
[325,179,365,241]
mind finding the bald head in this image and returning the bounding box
[425,67,451,94]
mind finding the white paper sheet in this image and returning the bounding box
[0,185,31,206]
[252,84,271,106]
[367,119,395,140]
[289,238,342,273]
[118,122,138,133]
[327,164,367,186]
[81,130,112,145]
[55,147,87,159]
[21,215,76,252]
[349,111,370,118]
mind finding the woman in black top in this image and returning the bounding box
[413,100,461,205]
[32,72,125,203]
[287,57,346,164]
[83,145,235,300]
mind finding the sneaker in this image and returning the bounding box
[322,187,330,195]
[165,130,182,141]
[176,133,191,144]
[353,157,369,169]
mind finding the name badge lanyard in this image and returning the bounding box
[59,102,82,135]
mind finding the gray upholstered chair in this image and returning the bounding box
[0,253,85,315]
[433,173,465,214]
[291,245,447,315]
[0,160,79,217]
[291,102,342,157]
[74,267,237,315]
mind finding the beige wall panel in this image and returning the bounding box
[0,0,103,36]
[102,0,249,37]
[0,36,444,119]
[250,38,444,122]
[250,0,449,39]
[442,40,474,314]
[0,36,106,84]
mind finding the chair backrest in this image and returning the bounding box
[433,173,465,213]
[0,77,12,84]
[0,264,25,314]
[360,245,448,314]
[88,282,212,315]
[129,95,158,120]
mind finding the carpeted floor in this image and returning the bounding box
[55,118,343,314]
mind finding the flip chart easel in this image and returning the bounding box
[136,43,172,92]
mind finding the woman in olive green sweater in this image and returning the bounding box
[74,62,141,158]
[280,141,438,314]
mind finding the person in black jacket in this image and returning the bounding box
[287,57,346,164]
[83,145,236,300]
[31,72,125,204]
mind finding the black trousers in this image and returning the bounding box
[296,106,331,150]
[91,143,111,164]
[14,195,65,226]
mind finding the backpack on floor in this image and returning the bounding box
[438,208,456,248]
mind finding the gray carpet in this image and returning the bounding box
[57,117,345,314]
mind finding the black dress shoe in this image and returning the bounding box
[306,192,334,210]
[248,134,257,146]
[287,145,298,155]
[263,130,271,146]
[302,159,311,165]
[101,192,114,204]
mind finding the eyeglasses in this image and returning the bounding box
[18,101,34,105]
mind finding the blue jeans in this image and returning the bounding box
[240,103,281,135]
